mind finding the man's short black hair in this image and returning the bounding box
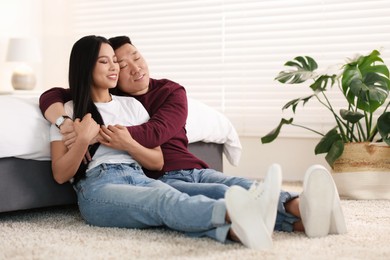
[109,36,132,50]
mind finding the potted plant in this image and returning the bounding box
[261,50,390,199]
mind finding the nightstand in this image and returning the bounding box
[0,90,13,95]
[0,90,43,98]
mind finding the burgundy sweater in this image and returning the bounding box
[39,78,208,179]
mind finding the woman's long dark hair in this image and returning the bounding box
[68,35,109,182]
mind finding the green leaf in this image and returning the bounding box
[261,118,293,144]
[342,50,390,113]
[275,56,318,84]
[378,112,390,145]
[315,128,342,154]
[282,95,314,113]
[358,50,385,71]
[363,64,389,77]
[340,109,364,123]
[315,128,344,167]
[310,75,337,91]
[325,140,344,167]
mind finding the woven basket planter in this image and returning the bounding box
[331,142,390,200]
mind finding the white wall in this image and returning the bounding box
[41,0,72,90]
[223,136,329,181]
[0,0,43,92]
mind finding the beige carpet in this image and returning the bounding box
[0,183,389,260]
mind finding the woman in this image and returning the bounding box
[49,35,280,250]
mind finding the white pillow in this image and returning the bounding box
[0,96,51,160]
[186,98,242,166]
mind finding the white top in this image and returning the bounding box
[50,95,150,171]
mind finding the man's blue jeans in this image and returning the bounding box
[73,163,230,242]
[159,168,299,232]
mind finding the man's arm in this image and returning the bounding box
[99,125,163,171]
[40,85,188,149]
[39,87,72,124]
[126,86,188,148]
[44,102,67,124]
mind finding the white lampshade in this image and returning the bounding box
[6,38,42,63]
[6,38,42,90]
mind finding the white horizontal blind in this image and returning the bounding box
[68,0,390,137]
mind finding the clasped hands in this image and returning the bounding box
[60,113,134,163]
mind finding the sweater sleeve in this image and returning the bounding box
[39,87,72,116]
[127,87,188,148]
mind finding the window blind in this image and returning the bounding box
[68,0,390,137]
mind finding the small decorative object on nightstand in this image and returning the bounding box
[6,37,42,90]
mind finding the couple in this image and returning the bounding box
[43,35,347,250]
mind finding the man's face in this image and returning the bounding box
[115,43,150,95]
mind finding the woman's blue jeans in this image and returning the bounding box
[73,163,230,242]
[159,168,299,232]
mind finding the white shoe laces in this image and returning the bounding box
[248,181,265,199]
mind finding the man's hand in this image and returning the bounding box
[73,114,100,147]
[60,114,99,165]
[60,118,76,149]
[98,125,134,151]
[61,115,100,149]
[99,124,163,171]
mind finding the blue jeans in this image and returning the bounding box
[73,163,230,243]
[159,168,299,232]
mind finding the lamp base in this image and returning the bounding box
[11,72,36,90]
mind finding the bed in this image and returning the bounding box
[0,95,241,213]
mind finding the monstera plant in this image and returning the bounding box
[261,50,390,167]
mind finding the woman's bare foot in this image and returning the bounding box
[229,228,240,242]
[285,198,304,232]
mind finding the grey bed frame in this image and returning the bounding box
[0,142,223,213]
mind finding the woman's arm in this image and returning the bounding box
[51,114,100,184]
[99,125,163,171]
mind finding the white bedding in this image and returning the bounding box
[0,95,241,166]
[186,98,241,166]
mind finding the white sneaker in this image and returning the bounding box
[299,164,347,238]
[329,175,347,235]
[225,185,272,250]
[248,163,282,234]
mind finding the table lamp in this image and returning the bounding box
[6,37,42,90]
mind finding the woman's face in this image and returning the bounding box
[115,43,150,95]
[92,43,119,90]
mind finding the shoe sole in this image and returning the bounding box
[225,186,272,250]
[300,165,334,238]
[329,178,348,234]
[263,163,282,234]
